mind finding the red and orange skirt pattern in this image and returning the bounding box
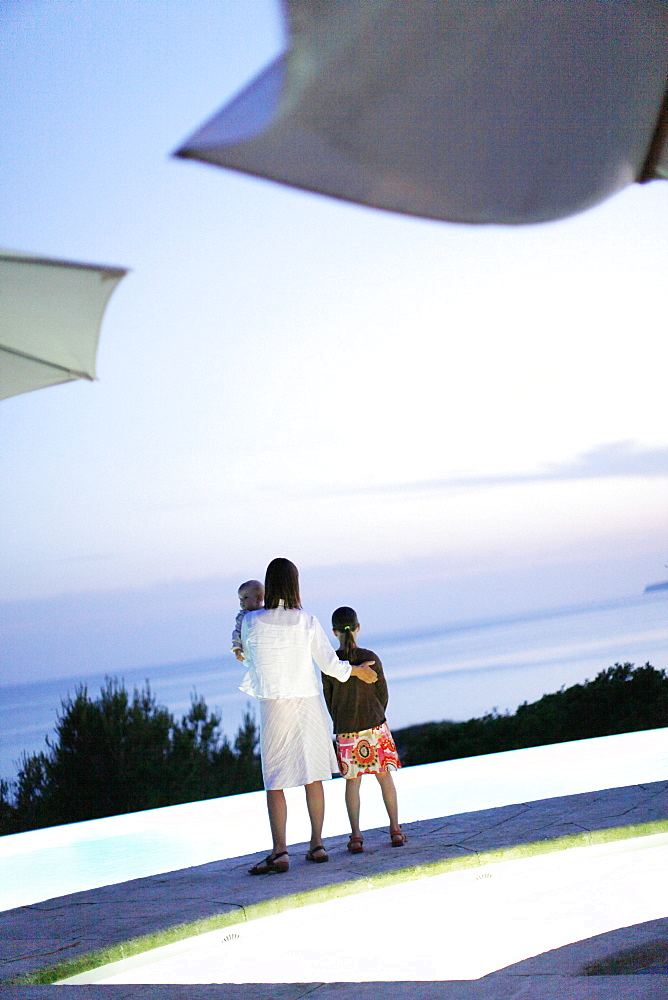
[335,721,401,778]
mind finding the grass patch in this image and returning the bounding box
[11,817,668,985]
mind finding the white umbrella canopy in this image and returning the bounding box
[175,0,668,225]
[0,250,127,402]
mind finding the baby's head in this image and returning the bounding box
[238,579,264,611]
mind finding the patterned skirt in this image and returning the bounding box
[335,721,401,779]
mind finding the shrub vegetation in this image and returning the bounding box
[394,662,668,766]
[0,677,262,835]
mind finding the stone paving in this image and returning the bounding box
[1,779,667,998]
[4,979,668,1000]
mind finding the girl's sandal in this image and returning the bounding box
[347,835,364,854]
[305,845,329,863]
[390,828,407,847]
[248,851,289,875]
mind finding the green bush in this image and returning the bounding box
[394,662,668,767]
[0,677,262,836]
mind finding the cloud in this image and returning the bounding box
[543,441,668,480]
[50,553,114,564]
[305,441,668,499]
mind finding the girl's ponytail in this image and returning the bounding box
[332,606,360,662]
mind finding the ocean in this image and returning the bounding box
[1,590,666,784]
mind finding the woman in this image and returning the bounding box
[240,558,377,874]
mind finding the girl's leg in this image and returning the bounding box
[266,789,288,856]
[304,780,325,851]
[376,770,401,834]
[345,776,362,838]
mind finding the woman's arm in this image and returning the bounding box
[350,663,378,684]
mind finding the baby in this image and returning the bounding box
[231,579,264,661]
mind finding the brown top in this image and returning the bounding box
[322,647,389,735]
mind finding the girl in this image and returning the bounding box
[322,606,406,853]
[241,560,377,874]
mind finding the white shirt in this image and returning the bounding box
[239,605,352,699]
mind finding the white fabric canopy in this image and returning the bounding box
[0,250,127,401]
[175,0,668,225]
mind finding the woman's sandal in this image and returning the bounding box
[305,845,329,863]
[248,851,289,875]
[390,828,407,847]
[347,835,364,854]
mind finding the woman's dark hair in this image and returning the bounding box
[332,606,359,662]
[264,558,302,609]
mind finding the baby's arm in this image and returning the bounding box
[232,609,245,660]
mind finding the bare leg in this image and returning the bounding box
[304,780,325,851]
[266,789,288,856]
[344,776,362,838]
[376,770,401,833]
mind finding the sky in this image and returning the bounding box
[2,0,667,686]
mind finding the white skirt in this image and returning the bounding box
[259,696,339,790]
